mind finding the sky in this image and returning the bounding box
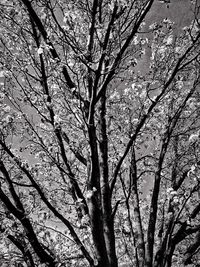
[136,0,194,72]
[149,0,192,27]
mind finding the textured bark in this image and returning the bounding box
[88,121,109,267]
[99,92,118,267]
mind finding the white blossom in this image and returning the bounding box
[54,114,62,124]
[165,35,173,45]
[188,132,199,143]
[86,190,93,199]
[166,187,174,194]
[170,190,177,196]
[37,47,43,55]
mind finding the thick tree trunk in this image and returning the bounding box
[88,123,109,267]
[88,194,110,267]
[99,91,118,267]
[104,219,118,267]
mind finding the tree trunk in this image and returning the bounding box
[130,146,145,267]
[104,215,118,267]
[88,123,109,267]
[99,91,118,267]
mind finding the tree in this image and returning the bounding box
[0,0,200,266]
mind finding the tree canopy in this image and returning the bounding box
[0,0,200,266]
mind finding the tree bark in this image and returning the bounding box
[88,123,109,267]
[99,92,118,267]
[130,146,145,267]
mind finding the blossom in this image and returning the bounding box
[37,47,43,55]
[165,35,173,45]
[3,105,11,112]
[149,22,159,30]
[188,132,199,143]
[86,190,93,199]
[166,187,174,194]
[54,114,62,124]
[3,114,13,124]
[172,196,179,204]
